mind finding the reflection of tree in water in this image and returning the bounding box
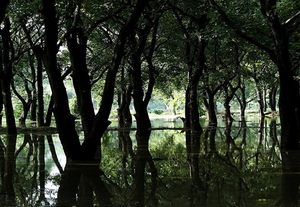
[196,119,283,206]
[2,119,300,206]
[134,137,158,207]
[186,127,207,207]
[0,134,17,206]
[56,130,159,207]
[277,150,300,207]
[0,133,66,206]
[56,161,112,206]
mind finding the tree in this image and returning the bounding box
[0,18,17,134]
[41,0,149,161]
[172,2,208,136]
[209,0,300,149]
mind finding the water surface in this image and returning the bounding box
[0,117,297,206]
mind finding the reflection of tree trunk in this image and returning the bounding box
[134,133,157,207]
[255,117,265,168]
[239,118,247,146]
[118,74,134,161]
[118,128,134,187]
[46,135,63,173]
[134,150,148,207]
[57,161,112,206]
[186,130,207,207]
[2,134,17,206]
[80,166,112,206]
[57,162,82,206]
[269,119,279,150]
[277,150,300,207]
[37,135,49,205]
[15,133,30,158]
[225,121,236,155]
[147,157,158,206]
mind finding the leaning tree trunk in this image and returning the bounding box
[42,0,81,160]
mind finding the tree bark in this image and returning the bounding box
[0,0,9,24]
[65,3,95,137]
[128,7,156,143]
[42,0,81,160]
[0,18,17,134]
[269,86,277,112]
[235,83,247,119]
[203,89,218,126]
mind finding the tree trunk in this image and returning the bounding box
[0,0,9,24]
[82,0,150,160]
[264,7,300,149]
[42,0,81,160]
[203,90,218,126]
[128,8,155,143]
[0,18,17,134]
[29,53,37,122]
[66,32,95,138]
[235,84,247,119]
[223,87,235,123]
[269,86,277,112]
[256,87,265,117]
[117,78,134,156]
[36,50,45,126]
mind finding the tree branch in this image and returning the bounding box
[209,0,277,62]
[284,11,300,27]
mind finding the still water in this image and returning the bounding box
[0,117,298,206]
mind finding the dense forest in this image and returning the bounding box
[0,0,299,161]
[1,0,300,206]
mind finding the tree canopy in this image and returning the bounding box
[1,0,300,160]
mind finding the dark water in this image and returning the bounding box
[0,117,298,206]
